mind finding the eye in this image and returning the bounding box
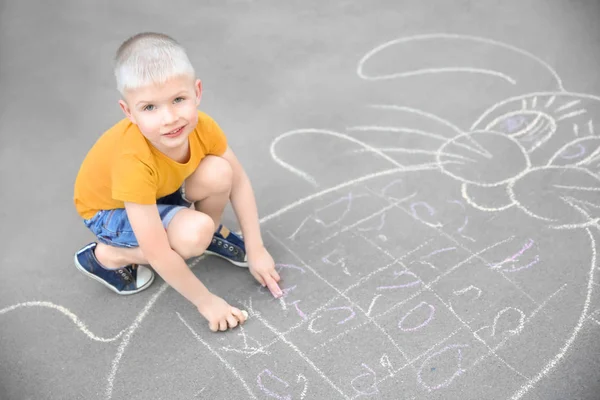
[143,104,155,111]
[174,97,185,103]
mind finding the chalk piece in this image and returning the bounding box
[241,310,248,319]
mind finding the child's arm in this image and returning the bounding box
[220,147,283,298]
[124,202,245,331]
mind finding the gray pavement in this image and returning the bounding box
[2,1,600,399]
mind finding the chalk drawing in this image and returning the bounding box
[397,301,436,332]
[350,363,379,397]
[4,32,599,400]
[257,369,308,400]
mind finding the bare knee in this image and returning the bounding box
[167,209,215,259]
[185,156,233,201]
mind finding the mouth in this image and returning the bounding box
[162,125,186,138]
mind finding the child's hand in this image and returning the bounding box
[247,246,283,298]
[196,293,247,332]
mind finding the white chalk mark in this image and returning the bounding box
[270,128,408,186]
[104,255,204,399]
[178,312,257,399]
[0,301,125,343]
[589,119,595,136]
[557,109,587,121]
[398,301,436,332]
[510,229,596,399]
[553,184,600,192]
[364,66,517,84]
[554,100,581,112]
[453,285,482,301]
[574,123,580,137]
[357,213,386,232]
[105,282,170,399]
[532,96,538,108]
[250,306,351,399]
[555,99,581,112]
[288,216,312,241]
[545,95,557,108]
[367,104,463,135]
[547,137,600,166]
[366,295,382,317]
[298,374,308,400]
[472,284,567,369]
[259,167,435,225]
[417,344,469,391]
[461,183,515,212]
[351,363,379,397]
[521,99,527,110]
[348,146,474,162]
[357,34,562,88]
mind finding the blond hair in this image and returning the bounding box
[114,32,195,94]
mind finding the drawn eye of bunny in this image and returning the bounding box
[483,110,557,153]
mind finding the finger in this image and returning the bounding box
[230,307,246,324]
[209,321,219,332]
[264,275,283,298]
[270,268,281,282]
[251,269,266,287]
[219,319,228,332]
[226,314,239,329]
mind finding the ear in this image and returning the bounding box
[194,79,202,106]
[118,98,137,124]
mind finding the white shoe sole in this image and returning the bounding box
[204,250,249,268]
[74,253,155,295]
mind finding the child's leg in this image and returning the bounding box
[182,155,232,229]
[93,207,214,268]
[182,155,248,267]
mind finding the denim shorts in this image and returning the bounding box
[83,186,192,248]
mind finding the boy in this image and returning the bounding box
[73,32,283,333]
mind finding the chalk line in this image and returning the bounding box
[177,312,257,399]
[259,166,438,225]
[356,33,562,89]
[510,228,596,399]
[248,300,351,400]
[270,128,408,187]
[0,301,125,343]
[473,92,600,132]
[461,183,515,212]
[367,104,464,135]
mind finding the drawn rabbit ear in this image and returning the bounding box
[357,34,563,92]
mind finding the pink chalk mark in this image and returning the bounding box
[291,300,308,321]
[504,254,540,273]
[490,239,534,269]
[326,306,356,325]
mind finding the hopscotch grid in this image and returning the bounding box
[356,231,530,381]
[313,234,514,353]
[364,186,546,311]
[247,236,431,359]
[269,232,419,373]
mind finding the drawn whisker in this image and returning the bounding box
[555,100,581,112]
[573,124,579,137]
[557,109,587,121]
[521,99,527,110]
[346,147,476,162]
[589,119,595,136]
[531,96,538,108]
[367,104,463,135]
[544,95,556,108]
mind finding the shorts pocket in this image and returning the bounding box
[101,209,133,235]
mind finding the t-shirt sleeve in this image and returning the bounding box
[201,113,228,156]
[111,154,158,204]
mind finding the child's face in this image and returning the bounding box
[119,75,202,152]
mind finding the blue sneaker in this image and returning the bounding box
[74,242,155,295]
[205,225,248,267]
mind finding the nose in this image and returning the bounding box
[162,105,177,125]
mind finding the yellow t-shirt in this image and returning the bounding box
[73,111,228,219]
